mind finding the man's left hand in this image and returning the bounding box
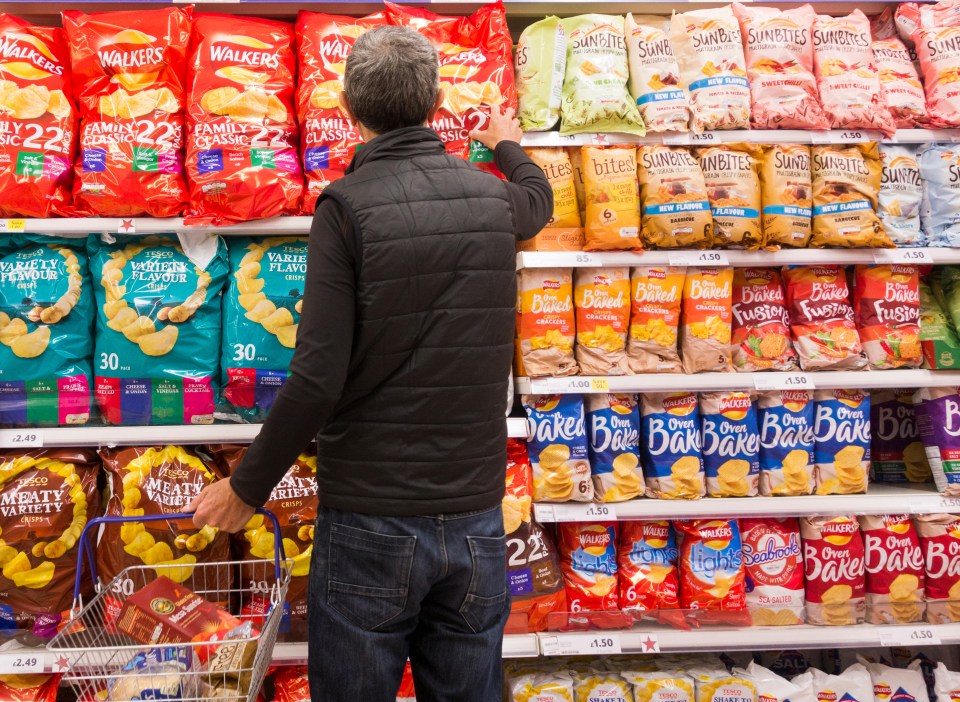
[185,477,256,533]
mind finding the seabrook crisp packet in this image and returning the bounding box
[915,515,960,624]
[625,14,692,133]
[741,518,805,626]
[878,145,924,247]
[641,392,706,500]
[732,268,797,372]
[587,393,643,503]
[627,266,684,373]
[809,666,876,702]
[517,268,578,378]
[575,267,631,375]
[618,520,681,618]
[919,144,960,248]
[677,519,749,625]
[558,522,620,613]
[859,514,926,624]
[760,145,813,248]
[637,145,714,250]
[871,389,930,484]
[758,390,815,496]
[515,16,566,132]
[581,146,642,251]
[697,144,763,249]
[801,516,866,626]
[680,267,734,374]
[814,389,871,495]
[527,147,581,228]
[914,387,960,496]
[700,391,760,498]
[523,394,593,502]
[854,264,922,370]
[810,144,889,249]
[873,36,927,128]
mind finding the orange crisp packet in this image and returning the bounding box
[731,268,797,372]
[581,146,643,251]
[574,267,631,375]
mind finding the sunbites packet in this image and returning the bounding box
[515,16,565,132]
[625,14,692,133]
[878,144,924,247]
[760,145,813,248]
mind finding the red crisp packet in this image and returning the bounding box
[618,520,686,629]
[558,522,620,614]
[675,519,751,627]
[860,514,926,624]
[801,515,866,626]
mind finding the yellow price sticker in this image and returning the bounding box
[2,219,25,233]
[589,377,610,392]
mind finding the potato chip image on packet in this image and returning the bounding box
[637,145,714,250]
[523,394,593,502]
[506,668,575,702]
[516,16,566,131]
[575,267,632,375]
[760,145,813,248]
[859,514,926,624]
[810,144,889,249]
[558,522,620,613]
[587,393,642,503]
[627,266,684,373]
[680,266,734,374]
[801,516,866,626]
[741,518,805,626]
[697,144,763,250]
[581,146,642,251]
[517,268,578,378]
[758,390,815,496]
[914,386,960,496]
[625,14,692,133]
[915,514,960,624]
[732,268,797,373]
[853,264,922,370]
[814,389,871,495]
[641,392,706,499]
[873,36,928,129]
[870,389,930,484]
[919,144,960,248]
[699,391,760,498]
[878,145,925,247]
[618,520,681,617]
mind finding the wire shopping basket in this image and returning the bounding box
[47,509,291,701]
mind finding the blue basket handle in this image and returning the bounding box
[72,508,286,602]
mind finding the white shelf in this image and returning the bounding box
[270,634,540,663]
[3,216,314,237]
[521,128,960,147]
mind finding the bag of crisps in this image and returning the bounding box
[623,670,696,702]
[870,389,930,484]
[581,146,642,251]
[878,144,924,247]
[575,267,631,374]
[573,672,632,702]
[0,672,59,702]
[641,392,706,500]
[732,268,797,372]
[935,664,960,702]
[63,8,190,217]
[760,145,813,248]
[516,16,566,131]
[523,394,593,502]
[914,387,960,496]
[625,14,692,133]
[186,14,303,224]
[627,266,684,373]
[811,144,889,249]
[569,146,587,224]
[873,36,928,128]
[696,144,763,250]
[809,666,874,702]
[915,515,960,624]
[507,519,566,633]
[801,515,866,626]
[618,521,681,620]
[506,668,575,702]
[296,11,386,212]
[587,394,642,503]
[700,391,760,498]
[671,8,751,132]
[863,660,931,702]
[740,518,805,626]
[919,144,960,248]
[690,669,757,702]
[914,20,960,128]
[675,520,750,626]
[0,15,76,218]
[740,663,814,702]
[637,146,714,250]
[680,266,733,374]
[919,278,960,370]
[504,439,533,536]
[758,390,815,496]
[814,389,871,495]
[558,522,620,614]
[783,265,867,371]
[273,667,310,702]
[517,268,578,378]
[859,514,926,624]
[854,264,922,369]
[526,148,581,228]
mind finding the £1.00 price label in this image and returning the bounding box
[879,626,942,647]
[753,373,814,392]
[541,634,623,656]
[0,430,44,449]
[668,250,729,267]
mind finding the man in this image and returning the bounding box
[186,25,552,702]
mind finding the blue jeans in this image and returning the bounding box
[307,504,509,701]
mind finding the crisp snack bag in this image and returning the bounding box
[935,663,960,702]
[516,16,566,131]
[859,514,926,624]
[618,520,681,618]
[680,266,733,374]
[873,36,927,128]
[575,267,631,374]
[914,387,960,496]
[186,14,302,224]
[0,14,77,218]
[627,265,684,373]
[810,144,889,249]
[760,145,813,248]
[783,265,867,371]
[507,519,566,633]
[915,515,960,624]
[732,268,797,372]
[527,148,581,228]
[758,390,815,496]
[671,8,751,132]
[919,144,960,248]
[919,278,960,370]
[862,660,931,702]
[504,439,533,535]
[740,663,815,702]
[625,14,692,133]
[813,11,896,136]
[697,144,763,249]
[690,669,757,702]
[623,671,695,702]
[741,518,805,626]
[732,4,828,130]
[878,145,924,247]
[914,22,960,128]
[569,146,587,224]
[63,8,190,217]
[637,145,714,249]
[517,268,578,378]
[809,666,875,702]
[853,264,922,369]
[801,516,866,626]
[558,522,620,613]
[573,672,632,702]
[700,391,760,498]
[523,394,593,502]
[581,146,642,251]
[559,14,645,136]
[870,389,931,484]
[587,393,643,503]
[507,669,575,702]
[814,389,871,495]
[676,520,749,625]
[641,392,706,500]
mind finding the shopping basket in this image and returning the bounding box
[47,509,291,701]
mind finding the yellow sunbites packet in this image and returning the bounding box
[697,143,763,249]
[526,148,581,228]
[760,145,813,248]
[637,145,714,249]
[581,146,643,251]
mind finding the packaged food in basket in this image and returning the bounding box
[915,514,960,624]
[0,671,59,702]
[919,278,960,370]
[558,522,620,614]
[0,449,98,637]
[872,36,928,128]
[760,145,813,248]
[641,392,706,500]
[671,8,751,132]
[914,17,960,128]
[618,520,682,625]
[559,15,645,136]
[516,16,566,132]
[935,664,960,702]
[587,394,642,502]
[675,519,749,625]
[699,391,760,497]
[625,14,692,133]
[732,268,797,372]
[680,266,733,374]
[689,665,757,702]
[106,647,204,701]
[740,518,805,626]
[621,670,695,702]
[0,236,93,427]
[581,146,642,251]
[858,514,926,624]
[637,145,714,250]
[697,144,763,249]
[814,389,871,495]
[516,269,578,378]
[739,663,814,702]
[914,387,960,496]
[800,516,866,626]
[575,267,631,374]
[296,11,386,210]
[809,665,876,702]
[877,145,924,247]
[853,264,922,369]
[870,389,930,483]
[221,237,307,422]
[919,144,960,248]
[526,148,581,228]
[758,390,815,496]
[274,666,311,702]
[89,235,228,425]
[627,266,684,373]
[0,14,76,219]
[523,394,593,502]
[507,667,575,702]
[810,144,889,249]
[862,659,931,702]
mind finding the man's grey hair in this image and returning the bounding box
[345,26,440,134]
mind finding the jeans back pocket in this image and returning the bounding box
[459,534,508,634]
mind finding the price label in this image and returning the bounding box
[583,504,617,519]
[0,430,44,448]
[838,131,865,142]
[873,249,932,265]
[541,634,623,656]
[589,377,610,392]
[753,373,814,391]
[879,626,941,647]
[0,653,46,674]
[668,250,730,267]
[0,219,25,233]
[688,132,718,144]
[574,253,599,266]
[562,378,593,392]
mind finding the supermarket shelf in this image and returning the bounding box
[520,128,960,147]
[4,216,314,237]
[270,634,541,664]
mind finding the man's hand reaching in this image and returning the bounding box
[469,105,522,152]
[185,477,256,534]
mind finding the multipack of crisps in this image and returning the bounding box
[760,145,813,248]
[295,12,385,211]
[919,144,960,248]
[517,268,578,378]
[740,662,815,702]
[186,15,302,224]
[810,144,889,249]
[641,392,706,499]
[618,521,684,627]
[572,671,632,702]
[676,520,749,625]
[859,514,926,624]
[587,394,643,502]
[523,394,593,502]
[697,144,763,249]
[914,515,960,624]
[581,146,642,251]
[386,2,515,173]
[627,266,684,373]
[758,390,815,496]
[575,267,631,374]
[870,389,931,484]
[0,449,98,636]
[878,144,924,247]
[700,391,760,498]
[862,660,931,702]
[559,522,620,614]
[783,265,867,371]
[637,145,713,250]
[0,15,76,218]
[622,670,695,702]
[526,148,581,228]
[625,15,692,133]
[507,521,566,632]
[801,516,866,626]
[809,666,876,702]
[507,667,575,702]
[853,264,921,370]
[914,387,960,496]
[814,389,871,495]
[873,36,927,129]
[680,266,733,374]
[63,8,191,217]
[732,268,797,372]
[515,16,566,132]
[689,667,756,702]
[740,518,805,626]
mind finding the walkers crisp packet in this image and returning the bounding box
[618,520,682,623]
[641,392,705,499]
[801,515,866,626]
[757,390,815,496]
[523,394,593,502]
[558,522,620,613]
[586,393,643,503]
[814,389,871,495]
[676,519,750,626]
[699,391,760,497]
[870,389,930,484]
[859,514,926,624]
[915,514,960,624]
[914,387,960,496]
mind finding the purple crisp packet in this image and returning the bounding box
[913,386,960,496]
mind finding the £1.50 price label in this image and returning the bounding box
[879,626,942,647]
[753,373,814,392]
[874,249,932,265]
[668,250,730,267]
[541,634,623,656]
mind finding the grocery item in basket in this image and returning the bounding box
[700,391,760,497]
[689,665,756,702]
[813,11,896,136]
[517,268,578,378]
[758,390,815,496]
[575,267,631,374]
[558,522,620,612]
[618,520,681,616]
[273,667,310,702]
[801,516,866,625]
[523,394,593,502]
[914,21,960,128]
[732,4,827,130]
[814,389,871,495]
[671,8,751,132]
[871,389,931,484]
[860,514,926,624]
[873,36,928,128]
[507,519,566,632]
[526,148,581,228]
[731,268,797,372]
[783,265,867,371]
[641,392,706,499]
[296,11,386,210]
[919,278,960,370]
[0,236,93,427]
[760,145,813,248]
[935,664,960,702]
[625,14,692,133]
[626,265,684,373]
[680,266,733,374]
[0,672,59,702]
[587,393,643,502]
[809,667,876,702]
[914,386,960,496]
[878,145,924,247]
[622,671,695,702]
[516,16,566,131]
[862,659,931,702]
[853,264,922,369]
[915,514,960,624]
[919,144,960,248]
[581,146,642,251]
[740,517,805,626]
[697,144,763,249]
[810,144,888,249]
[504,438,533,535]
[559,15,645,136]
[637,145,714,250]
[676,520,748,621]
[507,668,575,702]
[0,15,76,219]
[89,235,228,425]
[740,663,814,702]
[106,647,204,701]
[221,237,307,422]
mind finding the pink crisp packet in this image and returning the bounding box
[913,4,960,128]
[872,36,928,127]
